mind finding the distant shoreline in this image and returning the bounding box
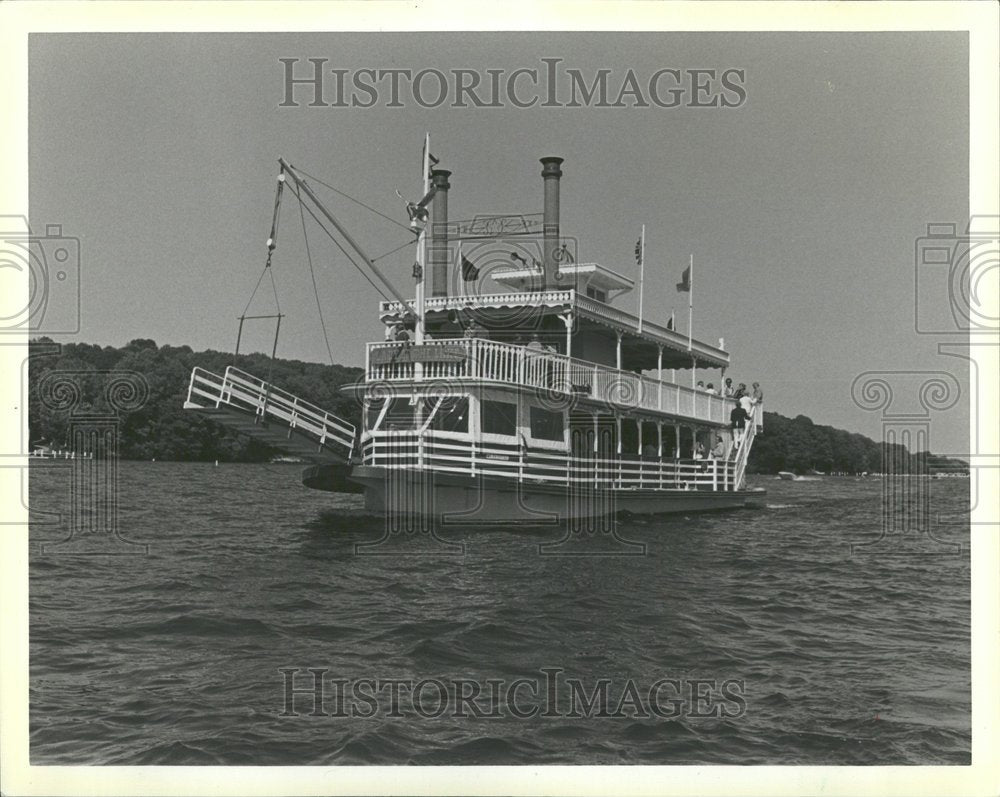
[29,337,968,476]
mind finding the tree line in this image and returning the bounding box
[28,338,964,474]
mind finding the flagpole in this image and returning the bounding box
[415,132,430,347]
[688,253,694,389]
[687,253,693,349]
[638,224,645,334]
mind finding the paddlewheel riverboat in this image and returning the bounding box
[184,149,763,524]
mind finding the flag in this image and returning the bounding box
[666,314,674,331]
[461,254,479,281]
[420,135,439,177]
[458,243,479,281]
[676,266,691,292]
[634,237,643,266]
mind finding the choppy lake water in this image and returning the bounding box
[29,463,970,765]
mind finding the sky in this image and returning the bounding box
[27,31,971,453]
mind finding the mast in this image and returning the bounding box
[637,224,646,333]
[415,134,431,345]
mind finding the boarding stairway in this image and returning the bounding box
[732,404,760,489]
[184,366,356,462]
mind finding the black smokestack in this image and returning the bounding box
[430,169,451,298]
[540,156,564,290]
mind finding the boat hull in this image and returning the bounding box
[347,465,760,524]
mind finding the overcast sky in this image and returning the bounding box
[28,31,970,453]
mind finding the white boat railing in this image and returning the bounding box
[186,366,356,457]
[360,430,739,492]
[367,338,733,426]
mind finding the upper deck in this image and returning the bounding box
[366,337,734,427]
[380,283,729,371]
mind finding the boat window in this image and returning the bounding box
[482,399,518,437]
[529,406,564,442]
[383,397,417,431]
[429,396,469,434]
[365,398,385,431]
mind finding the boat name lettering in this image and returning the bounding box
[369,345,467,365]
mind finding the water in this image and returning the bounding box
[29,463,970,765]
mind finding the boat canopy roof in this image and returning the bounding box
[492,262,635,300]
[380,284,730,371]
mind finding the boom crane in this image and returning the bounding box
[278,157,434,319]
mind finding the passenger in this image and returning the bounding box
[711,435,726,459]
[730,402,749,449]
[526,334,545,352]
[463,318,485,339]
[738,384,753,415]
[706,382,718,395]
[733,382,747,400]
[391,322,410,342]
[694,441,705,460]
[696,380,706,391]
[751,381,764,430]
[642,442,658,459]
[723,377,734,397]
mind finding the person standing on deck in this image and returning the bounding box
[711,435,726,459]
[464,317,485,339]
[751,382,765,431]
[730,403,749,450]
[723,377,734,397]
[525,334,546,386]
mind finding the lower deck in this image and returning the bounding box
[347,463,760,523]
[359,429,747,492]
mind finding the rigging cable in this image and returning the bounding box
[293,165,417,235]
[287,182,393,302]
[295,189,336,367]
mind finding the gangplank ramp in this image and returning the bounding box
[183,366,356,463]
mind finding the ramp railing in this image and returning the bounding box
[732,402,761,489]
[185,366,356,459]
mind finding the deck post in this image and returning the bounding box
[657,345,663,410]
[657,422,663,489]
[593,413,598,488]
[637,418,643,488]
[615,414,622,488]
[561,311,573,359]
[674,423,681,458]
[615,331,622,371]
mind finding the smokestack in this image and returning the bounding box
[540,156,564,290]
[430,169,451,298]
